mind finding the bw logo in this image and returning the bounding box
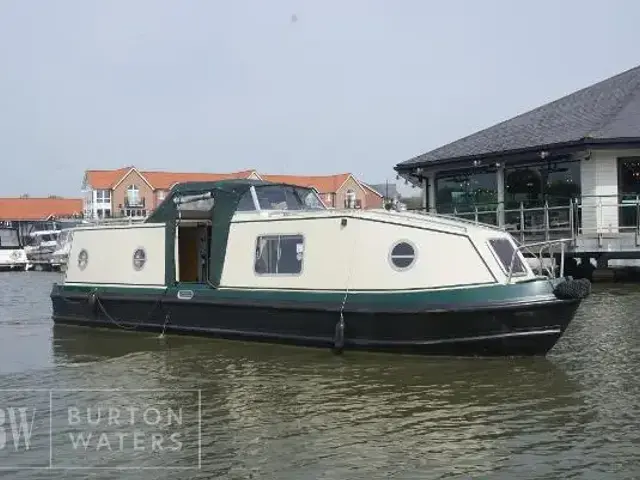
[0,407,37,451]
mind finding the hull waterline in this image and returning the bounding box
[50,282,583,357]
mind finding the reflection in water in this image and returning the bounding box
[0,275,639,479]
[51,325,587,479]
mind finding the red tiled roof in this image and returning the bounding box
[143,169,257,190]
[84,167,257,190]
[85,167,132,189]
[0,198,83,221]
[261,173,352,193]
[84,167,369,195]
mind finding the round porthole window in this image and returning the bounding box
[389,241,416,270]
[133,248,146,271]
[77,249,89,271]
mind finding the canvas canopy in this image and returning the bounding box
[146,179,317,286]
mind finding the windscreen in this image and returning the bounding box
[0,229,20,248]
[488,238,526,275]
[240,185,325,211]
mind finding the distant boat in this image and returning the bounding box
[50,228,75,272]
[24,229,61,271]
[50,179,591,357]
[0,226,28,271]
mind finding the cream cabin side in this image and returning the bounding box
[64,223,167,287]
[220,215,508,290]
[347,219,500,290]
[220,216,353,290]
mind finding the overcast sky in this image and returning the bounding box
[1,0,640,197]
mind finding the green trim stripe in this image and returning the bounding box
[55,278,559,309]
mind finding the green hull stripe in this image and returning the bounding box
[54,278,559,307]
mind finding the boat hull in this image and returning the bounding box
[0,263,28,272]
[50,280,584,357]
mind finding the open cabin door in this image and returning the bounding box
[171,191,215,284]
[152,183,253,287]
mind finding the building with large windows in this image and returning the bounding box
[394,64,640,255]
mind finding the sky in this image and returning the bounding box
[1,0,640,198]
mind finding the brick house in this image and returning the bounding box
[81,167,383,219]
[81,167,260,219]
[261,173,383,209]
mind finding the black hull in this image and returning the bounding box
[50,287,582,357]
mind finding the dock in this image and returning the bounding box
[416,194,640,279]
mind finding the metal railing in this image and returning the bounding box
[507,238,570,282]
[410,194,640,249]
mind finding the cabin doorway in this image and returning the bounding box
[177,222,211,283]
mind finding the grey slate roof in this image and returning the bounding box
[398,65,640,168]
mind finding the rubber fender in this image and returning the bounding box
[553,278,592,300]
[333,317,345,354]
[87,289,98,314]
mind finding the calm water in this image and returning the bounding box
[0,273,639,479]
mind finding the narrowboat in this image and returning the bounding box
[50,179,591,356]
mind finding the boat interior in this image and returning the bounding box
[177,220,211,283]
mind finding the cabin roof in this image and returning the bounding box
[147,178,318,224]
[167,178,273,195]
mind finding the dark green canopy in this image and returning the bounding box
[146,179,316,287]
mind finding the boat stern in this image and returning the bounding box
[0,248,28,271]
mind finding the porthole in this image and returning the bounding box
[389,241,416,270]
[77,249,89,271]
[133,248,146,271]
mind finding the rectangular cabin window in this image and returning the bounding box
[488,238,526,275]
[254,235,304,275]
[0,229,20,248]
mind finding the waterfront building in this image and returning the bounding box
[395,64,640,264]
[0,197,83,241]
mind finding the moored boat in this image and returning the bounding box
[0,226,28,271]
[24,229,61,271]
[50,179,591,356]
[50,228,75,272]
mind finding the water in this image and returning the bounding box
[0,272,639,479]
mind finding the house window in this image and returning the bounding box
[127,185,140,206]
[157,190,166,201]
[96,209,112,219]
[344,190,356,209]
[254,235,304,275]
[488,238,526,275]
[121,209,146,218]
[96,190,111,203]
[389,241,417,270]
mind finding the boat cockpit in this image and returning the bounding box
[151,181,325,284]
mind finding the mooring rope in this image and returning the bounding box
[333,215,359,354]
[88,287,170,332]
